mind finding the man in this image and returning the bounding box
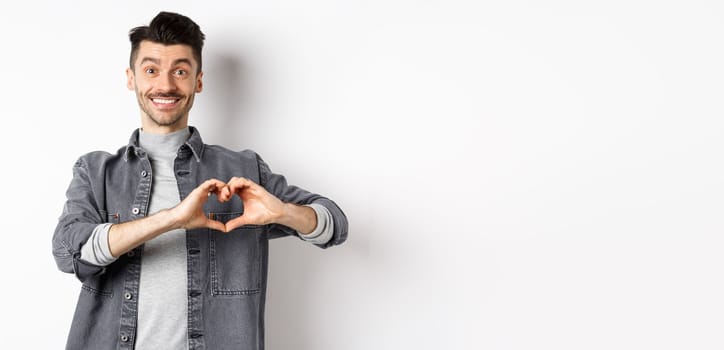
[52,11,347,350]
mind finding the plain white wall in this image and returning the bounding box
[1,1,723,349]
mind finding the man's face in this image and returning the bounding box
[126,41,203,134]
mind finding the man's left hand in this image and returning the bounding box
[218,177,318,234]
[219,177,285,231]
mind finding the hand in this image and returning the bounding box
[107,179,228,257]
[171,179,227,231]
[219,177,285,231]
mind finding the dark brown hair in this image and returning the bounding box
[129,11,205,72]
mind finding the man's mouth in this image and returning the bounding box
[149,96,182,108]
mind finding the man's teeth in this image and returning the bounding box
[153,98,177,104]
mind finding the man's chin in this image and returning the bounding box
[148,113,186,127]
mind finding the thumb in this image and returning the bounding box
[225,215,249,232]
[206,218,227,232]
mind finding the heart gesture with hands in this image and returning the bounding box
[173,176,315,236]
[108,176,316,258]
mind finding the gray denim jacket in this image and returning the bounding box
[52,127,348,350]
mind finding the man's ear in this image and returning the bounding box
[196,71,203,93]
[126,68,135,91]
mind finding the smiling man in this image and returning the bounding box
[128,41,200,131]
[52,12,348,350]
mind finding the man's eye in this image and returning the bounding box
[175,70,186,76]
[145,68,155,74]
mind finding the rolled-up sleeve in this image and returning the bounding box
[298,203,334,244]
[80,223,117,266]
[52,157,108,281]
[256,153,348,249]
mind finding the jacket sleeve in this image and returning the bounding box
[52,156,108,282]
[255,152,348,249]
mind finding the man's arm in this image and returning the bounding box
[108,176,323,258]
[245,152,348,248]
[53,156,108,280]
[107,179,227,257]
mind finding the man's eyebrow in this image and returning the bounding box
[138,57,193,67]
[139,57,160,65]
[172,58,193,67]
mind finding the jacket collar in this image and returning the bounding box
[124,126,204,162]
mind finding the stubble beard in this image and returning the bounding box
[135,89,195,128]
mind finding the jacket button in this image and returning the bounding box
[141,170,148,177]
[124,292,133,300]
[121,335,129,342]
[132,208,140,215]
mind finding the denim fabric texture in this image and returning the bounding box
[52,127,348,350]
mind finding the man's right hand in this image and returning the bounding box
[171,179,227,232]
[108,179,227,257]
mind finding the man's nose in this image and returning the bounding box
[157,72,176,91]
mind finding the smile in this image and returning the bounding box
[150,97,181,108]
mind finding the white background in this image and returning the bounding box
[1,1,723,349]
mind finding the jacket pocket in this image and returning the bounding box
[208,212,263,295]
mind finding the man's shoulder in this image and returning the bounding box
[73,145,128,168]
[202,144,260,161]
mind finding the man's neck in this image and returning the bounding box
[140,123,189,135]
[139,127,191,158]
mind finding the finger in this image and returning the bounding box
[218,185,232,202]
[197,179,217,193]
[225,215,248,232]
[211,181,226,196]
[206,218,227,232]
[228,177,254,193]
[197,179,225,199]
[227,176,240,187]
[206,178,226,191]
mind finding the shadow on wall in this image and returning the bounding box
[199,52,253,149]
[203,49,375,349]
[201,50,331,349]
